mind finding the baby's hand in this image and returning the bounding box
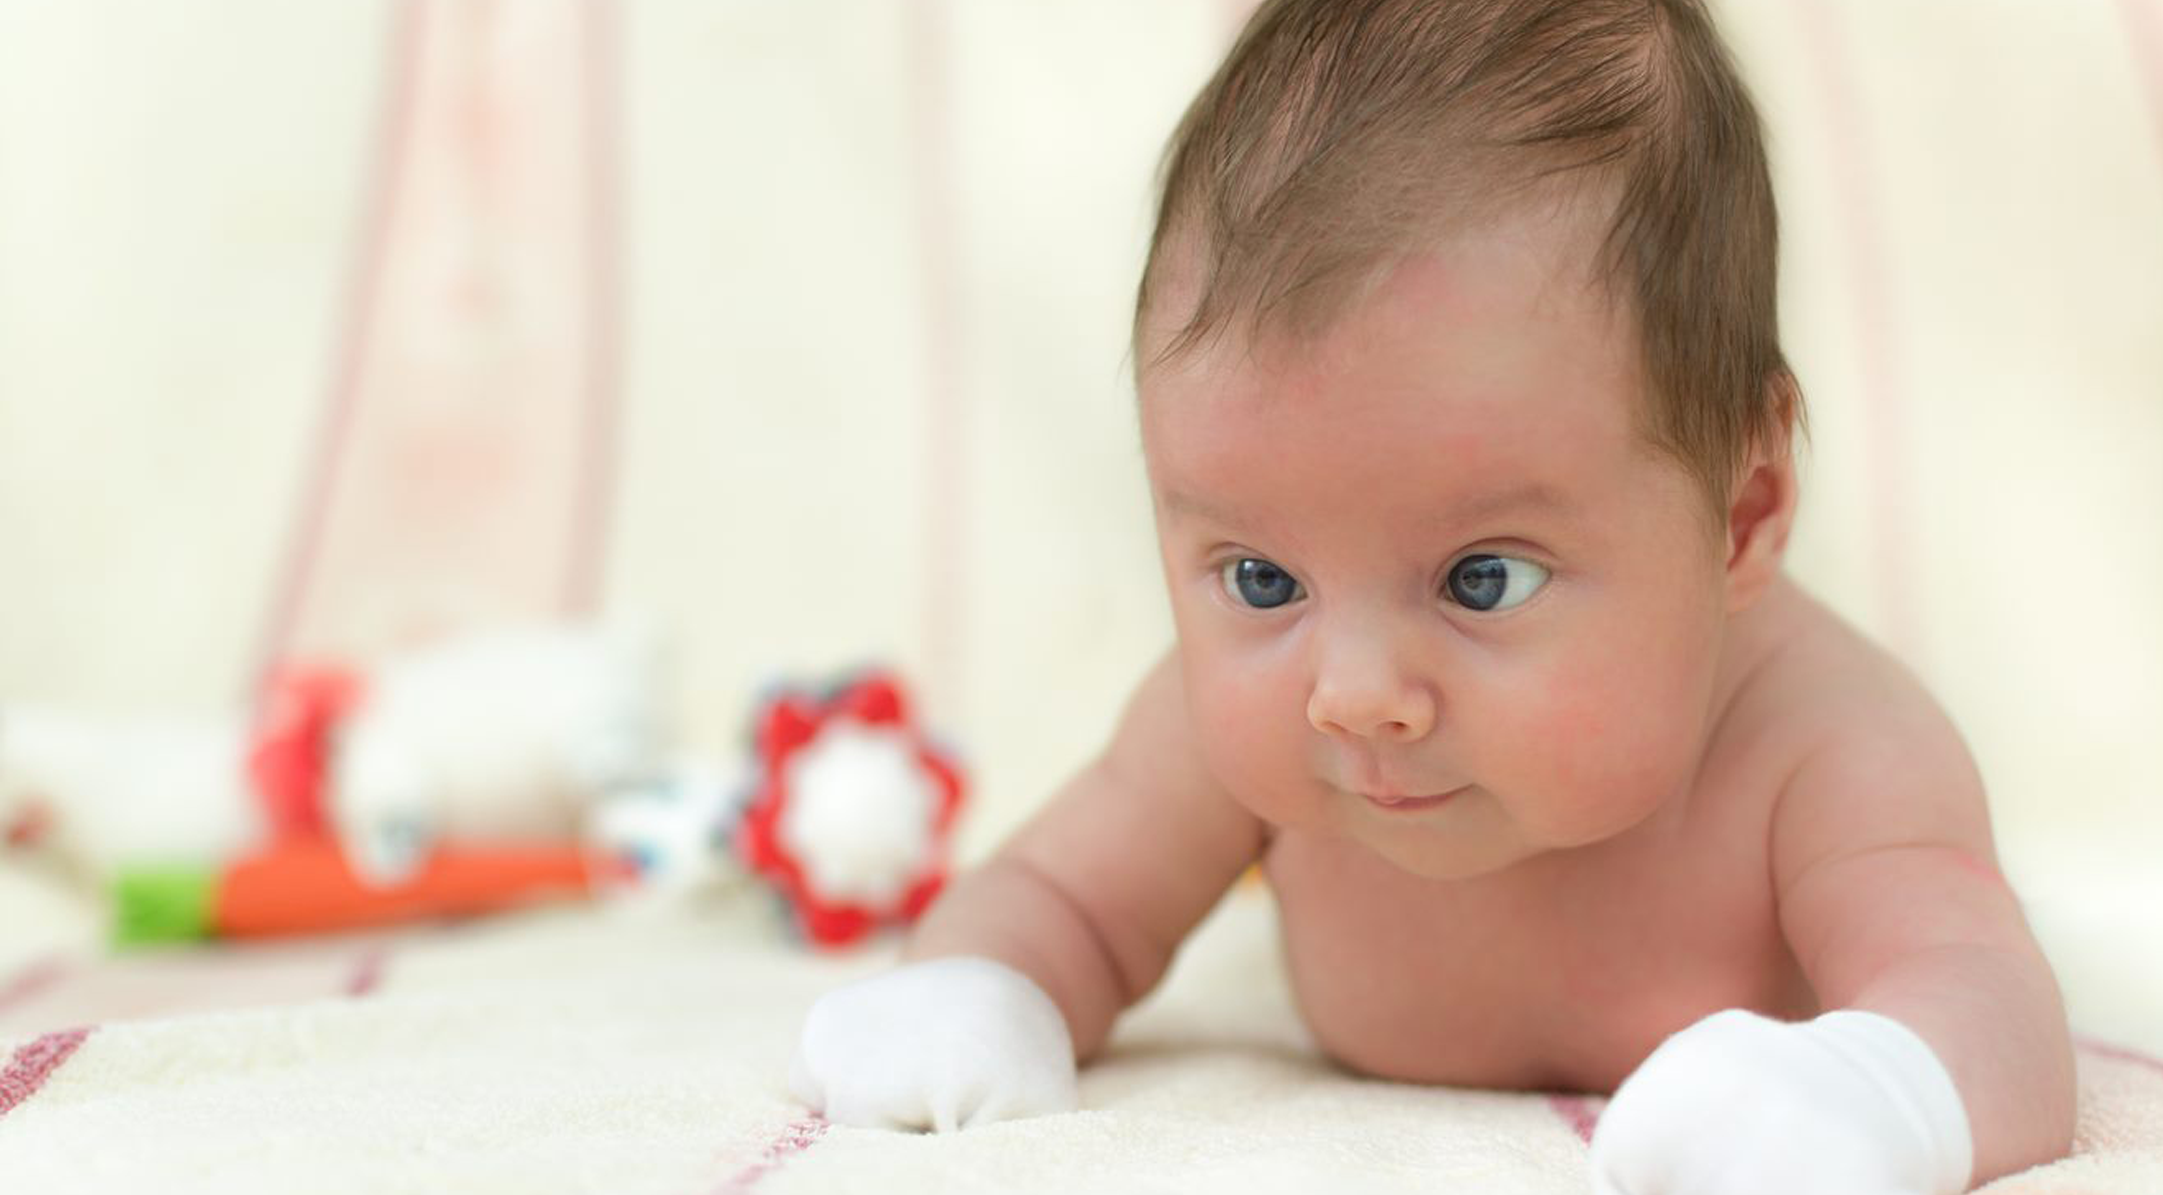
[1589,1009,1973,1195]
[789,956,1078,1132]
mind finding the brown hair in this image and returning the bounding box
[1137,0,1797,508]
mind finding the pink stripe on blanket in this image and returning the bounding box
[2078,1035,2163,1078]
[1547,1092,1605,1144]
[0,955,69,1016]
[907,0,969,721]
[1219,0,1262,39]
[560,0,625,617]
[1789,0,1924,660]
[248,0,422,694]
[2119,0,2163,178]
[0,1027,93,1120]
[712,1116,829,1194]
[344,946,391,997]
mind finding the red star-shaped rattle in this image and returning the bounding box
[737,672,965,948]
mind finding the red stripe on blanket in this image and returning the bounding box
[0,1027,93,1120]
[1219,0,1262,39]
[1546,1093,1604,1144]
[247,0,423,697]
[344,946,391,997]
[2119,0,2163,179]
[2078,1035,2163,1078]
[712,1116,829,1194]
[908,0,969,722]
[561,0,625,617]
[1789,0,1923,660]
[0,955,69,1016]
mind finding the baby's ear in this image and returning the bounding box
[1722,377,1801,613]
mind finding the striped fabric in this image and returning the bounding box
[2,894,2162,1192]
[0,0,2155,857]
[0,2,2158,1186]
[0,0,2155,865]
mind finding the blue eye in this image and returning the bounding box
[1221,558,1304,609]
[1445,555,1548,611]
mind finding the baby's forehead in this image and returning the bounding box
[1142,213,1641,415]
[1152,290,1646,465]
[1137,189,1631,386]
[1135,203,1682,543]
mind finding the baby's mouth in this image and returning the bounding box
[1356,785,1467,813]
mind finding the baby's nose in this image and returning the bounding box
[1306,653,1436,744]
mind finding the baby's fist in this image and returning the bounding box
[1589,1009,1972,1195]
[789,956,1077,1132]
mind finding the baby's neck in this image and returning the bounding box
[1707,569,1803,731]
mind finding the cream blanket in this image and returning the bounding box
[1,885,2159,1193]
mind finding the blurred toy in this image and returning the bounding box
[737,671,965,949]
[249,667,365,842]
[328,622,667,882]
[0,621,670,940]
[588,757,745,897]
[111,838,628,945]
[0,706,263,879]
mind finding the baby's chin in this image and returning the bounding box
[1321,785,1534,880]
[1329,782,1666,881]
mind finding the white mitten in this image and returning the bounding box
[789,956,1078,1132]
[1590,1008,1973,1195]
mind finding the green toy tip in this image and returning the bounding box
[109,864,217,947]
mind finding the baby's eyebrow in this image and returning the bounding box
[1158,481,1572,533]
[1157,488,1244,527]
[1445,482,1574,524]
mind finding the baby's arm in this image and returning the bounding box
[1769,715,2076,1184]
[1592,708,2074,1195]
[790,652,1267,1128]
[904,651,1268,1059]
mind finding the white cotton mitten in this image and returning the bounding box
[1589,1009,1974,1195]
[789,956,1079,1132]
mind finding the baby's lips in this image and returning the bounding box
[1357,785,1468,811]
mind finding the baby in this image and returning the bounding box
[790,1,2076,1191]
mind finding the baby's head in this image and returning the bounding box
[1134,0,1801,877]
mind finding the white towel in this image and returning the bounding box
[0,888,2157,1194]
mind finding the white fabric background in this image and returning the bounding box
[0,0,2156,964]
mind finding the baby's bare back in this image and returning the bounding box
[1262,578,1908,1091]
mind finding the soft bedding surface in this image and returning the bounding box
[2,884,2160,1194]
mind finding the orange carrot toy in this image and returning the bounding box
[111,839,627,945]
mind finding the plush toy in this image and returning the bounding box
[736,672,965,948]
[0,621,668,941]
[587,756,744,897]
[327,622,667,882]
[0,706,252,886]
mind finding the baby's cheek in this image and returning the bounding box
[1188,679,1311,826]
[1507,662,1704,842]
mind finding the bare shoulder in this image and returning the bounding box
[909,651,1266,1046]
[1745,580,1996,888]
[1095,650,1243,810]
[1004,648,1267,912]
